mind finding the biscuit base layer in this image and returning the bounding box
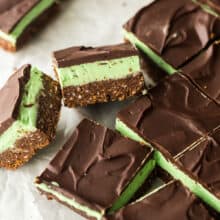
[62,73,145,107]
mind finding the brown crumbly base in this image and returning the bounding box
[0,75,61,169]
[0,3,59,52]
[0,131,49,169]
[62,73,145,107]
[37,74,62,141]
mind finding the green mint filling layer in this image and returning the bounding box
[57,55,141,88]
[0,0,55,45]
[115,118,150,146]
[0,67,43,154]
[154,150,220,212]
[36,183,103,220]
[123,30,177,75]
[108,159,156,214]
[192,0,220,17]
[115,118,220,213]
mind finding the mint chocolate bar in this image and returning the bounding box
[105,181,216,220]
[176,129,220,210]
[116,73,220,158]
[0,64,61,169]
[53,43,145,107]
[123,0,220,74]
[181,41,220,105]
[35,119,155,220]
[0,0,57,51]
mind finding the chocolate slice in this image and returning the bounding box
[53,43,145,107]
[123,0,220,74]
[0,64,62,169]
[0,0,58,51]
[177,129,220,200]
[105,181,216,220]
[181,41,220,105]
[116,73,220,158]
[36,119,155,220]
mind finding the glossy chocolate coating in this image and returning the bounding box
[124,0,220,68]
[0,64,30,134]
[38,119,152,212]
[53,43,139,68]
[178,129,220,198]
[106,181,215,220]
[182,42,220,105]
[118,74,220,157]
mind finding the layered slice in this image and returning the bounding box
[53,43,145,107]
[105,181,217,220]
[123,0,220,74]
[175,129,220,210]
[35,119,155,220]
[0,0,58,51]
[181,41,220,105]
[116,74,220,158]
[193,0,220,16]
[0,64,61,169]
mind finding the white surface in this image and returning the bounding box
[0,1,153,219]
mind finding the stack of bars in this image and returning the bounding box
[34,0,220,219]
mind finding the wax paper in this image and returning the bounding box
[0,1,153,219]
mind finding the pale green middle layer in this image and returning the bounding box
[0,0,55,45]
[123,30,177,75]
[36,158,155,219]
[115,118,220,213]
[0,67,43,153]
[57,56,141,88]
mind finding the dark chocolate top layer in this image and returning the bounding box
[106,181,214,220]
[118,74,220,157]
[0,0,39,33]
[178,129,220,198]
[182,42,220,105]
[124,0,220,68]
[0,64,30,134]
[38,119,152,212]
[53,43,139,68]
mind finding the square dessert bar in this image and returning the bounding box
[36,119,155,220]
[0,64,61,169]
[181,40,220,105]
[0,0,58,51]
[53,43,145,107]
[105,181,216,220]
[123,0,220,74]
[176,129,220,210]
[116,73,220,158]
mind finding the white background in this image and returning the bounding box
[0,1,153,219]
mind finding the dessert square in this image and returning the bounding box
[0,64,61,169]
[0,0,58,51]
[116,74,220,158]
[123,0,220,74]
[36,119,155,219]
[53,43,145,107]
[105,181,216,220]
